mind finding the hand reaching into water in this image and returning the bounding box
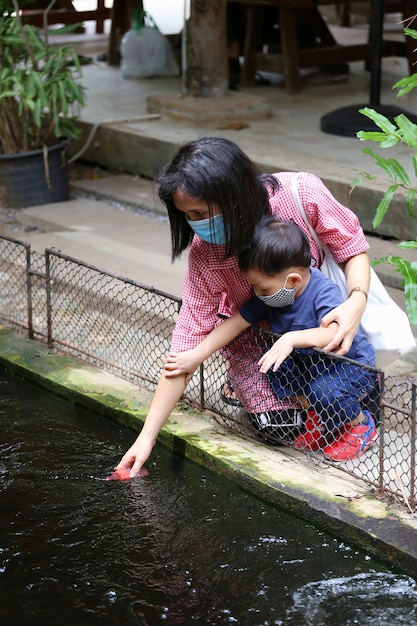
[106,467,149,480]
[115,373,188,477]
[115,431,156,478]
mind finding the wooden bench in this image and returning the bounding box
[232,0,414,93]
[21,1,112,34]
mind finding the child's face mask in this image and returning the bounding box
[255,275,296,308]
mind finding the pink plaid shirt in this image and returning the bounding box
[171,171,369,352]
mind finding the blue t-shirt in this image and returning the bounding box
[240,268,375,366]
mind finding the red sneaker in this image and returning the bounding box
[323,411,377,462]
[293,411,324,451]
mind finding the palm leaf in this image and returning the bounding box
[379,254,417,324]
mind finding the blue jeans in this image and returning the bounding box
[266,352,376,433]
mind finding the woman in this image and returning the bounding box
[116,136,370,476]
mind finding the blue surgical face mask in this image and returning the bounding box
[186,213,227,245]
[255,275,296,308]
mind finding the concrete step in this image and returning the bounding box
[15,172,415,309]
[73,174,415,299]
[18,184,187,298]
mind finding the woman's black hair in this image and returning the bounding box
[238,217,312,275]
[155,136,280,261]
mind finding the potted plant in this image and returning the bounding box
[0,0,85,207]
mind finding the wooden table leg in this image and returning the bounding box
[108,0,142,66]
[279,5,301,93]
[240,5,264,85]
[96,0,106,33]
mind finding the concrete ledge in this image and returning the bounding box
[69,121,417,241]
[70,174,167,217]
[69,123,181,180]
[0,328,417,577]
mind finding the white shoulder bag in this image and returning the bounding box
[291,175,416,352]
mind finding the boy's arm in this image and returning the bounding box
[165,311,250,379]
[258,323,338,374]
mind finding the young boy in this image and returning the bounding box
[165,217,377,462]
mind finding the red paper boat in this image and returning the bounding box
[106,467,149,481]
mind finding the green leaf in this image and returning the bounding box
[380,136,401,149]
[395,114,417,149]
[356,130,390,143]
[46,23,85,36]
[33,97,42,127]
[394,74,417,98]
[351,174,363,190]
[58,80,68,115]
[362,149,410,184]
[386,159,409,185]
[372,184,398,228]
[379,254,417,324]
[404,28,417,40]
[358,107,398,134]
[0,90,17,100]
[405,189,417,218]
[399,240,417,249]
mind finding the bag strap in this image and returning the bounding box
[290,173,325,266]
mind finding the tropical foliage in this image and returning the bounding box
[0,0,85,154]
[351,27,417,324]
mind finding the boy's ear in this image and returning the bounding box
[287,272,303,287]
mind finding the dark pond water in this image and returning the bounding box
[1,367,417,625]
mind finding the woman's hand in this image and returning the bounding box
[115,431,155,478]
[321,252,369,354]
[321,295,366,354]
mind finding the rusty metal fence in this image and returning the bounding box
[0,235,416,512]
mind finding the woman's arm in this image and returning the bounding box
[320,252,370,354]
[258,322,338,373]
[115,373,187,477]
[116,313,250,477]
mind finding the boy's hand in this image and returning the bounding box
[164,350,198,384]
[258,336,294,373]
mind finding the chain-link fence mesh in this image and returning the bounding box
[44,250,179,385]
[0,236,31,333]
[0,236,415,511]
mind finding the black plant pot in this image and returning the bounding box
[0,142,70,208]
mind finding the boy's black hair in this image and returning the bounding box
[238,217,312,275]
[155,136,280,261]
